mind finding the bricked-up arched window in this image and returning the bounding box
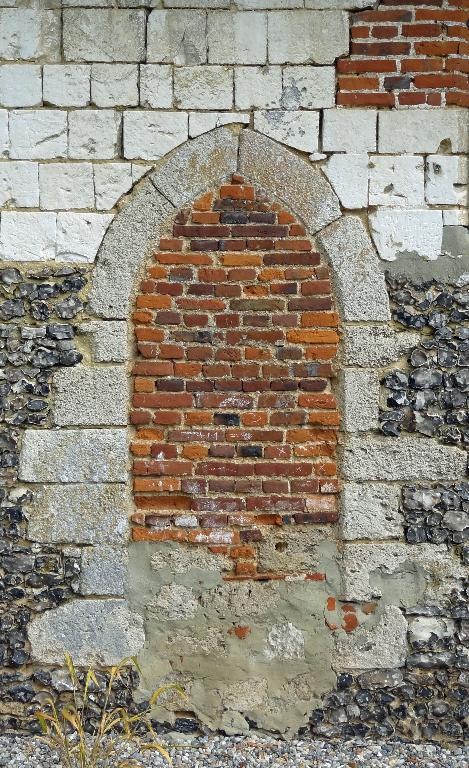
[130,175,340,581]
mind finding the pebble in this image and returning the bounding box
[0,735,467,768]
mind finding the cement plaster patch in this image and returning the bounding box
[332,607,408,670]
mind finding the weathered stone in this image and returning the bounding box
[189,112,249,138]
[379,109,468,154]
[0,211,56,262]
[93,164,133,210]
[316,216,390,322]
[342,436,467,482]
[342,326,419,367]
[339,369,379,432]
[0,64,41,108]
[239,129,340,233]
[149,584,199,620]
[426,155,468,206]
[68,110,121,160]
[9,110,67,160]
[150,126,238,208]
[29,599,145,666]
[208,10,267,64]
[91,64,139,107]
[174,66,233,110]
[0,162,39,208]
[28,483,129,545]
[19,428,127,483]
[52,366,128,426]
[56,212,113,263]
[147,10,207,65]
[63,9,146,62]
[0,109,8,158]
[323,154,368,209]
[268,11,349,65]
[333,607,408,670]
[323,109,377,153]
[235,66,282,109]
[80,546,128,597]
[408,616,455,644]
[282,65,335,109]
[341,483,402,541]
[253,110,319,153]
[369,155,425,208]
[150,543,232,574]
[123,111,188,160]
[39,163,94,210]
[140,64,173,109]
[0,10,61,62]
[43,64,90,107]
[80,320,129,363]
[265,622,305,660]
[370,209,443,262]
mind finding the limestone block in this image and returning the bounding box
[0,211,56,261]
[80,320,129,363]
[63,9,146,62]
[174,66,233,110]
[339,369,379,433]
[43,64,90,107]
[189,112,249,138]
[166,0,228,6]
[268,11,349,65]
[235,1,302,7]
[254,110,319,153]
[333,607,407,670]
[0,161,39,207]
[39,163,94,210]
[341,483,402,541]
[282,66,335,109]
[426,155,468,206]
[68,109,121,159]
[323,108,376,152]
[315,216,390,322]
[29,599,144,666]
[0,65,41,107]
[124,111,188,160]
[93,163,133,210]
[379,109,468,154]
[234,66,282,109]
[19,428,128,483]
[80,546,128,597]
[442,224,469,258]
[342,326,419,367]
[52,366,128,426]
[369,155,425,208]
[91,64,139,107]
[208,11,267,64]
[56,212,113,262]
[28,483,130,545]
[150,126,238,208]
[132,164,152,183]
[323,154,368,209]
[342,436,467,483]
[370,209,443,262]
[443,209,468,226]
[147,10,207,65]
[88,180,174,319]
[9,110,67,159]
[140,64,173,108]
[239,129,340,233]
[0,110,7,158]
[305,0,373,6]
[0,10,61,62]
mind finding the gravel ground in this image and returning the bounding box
[0,734,468,768]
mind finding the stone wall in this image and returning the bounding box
[0,0,468,745]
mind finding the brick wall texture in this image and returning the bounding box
[340,0,469,107]
[130,176,339,580]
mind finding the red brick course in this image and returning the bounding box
[131,177,340,580]
[337,1,469,107]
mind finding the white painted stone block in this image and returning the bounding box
[189,112,249,138]
[254,110,319,153]
[147,10,207,65]
[369,155,425,208]
[56,212,113,262]
[323,108,376,153]
[341,483,402,541]
[208,11,267,65]
[174,66,233,109]
[0,10,60,62]
[123,111,188,160]
[43,65,90,107]
[9,110,67,159]
[370,209,443,262]
[52,365,128,426]
[94,163,133,209]
[323,154,368,209]
[0,65,41,107]
[235,66,282,109]
[39,163,94,210]
[282,66,335,109]
[63,9,146,62]
[426,155,468,206]
[0,110,7,158]
[379,109,468,154]
[68,110,121,159]
[268,11,349,65]
[443,208,469,226]
[91,64,139,107]
[140,64,173,108]
[0,161,39,207]
[0,211,56,261]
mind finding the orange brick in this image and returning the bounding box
[193,191,213,211]
[287,329,339,344]
[308,411,341,427]
[220,253,262,267]
[183,445,209,460]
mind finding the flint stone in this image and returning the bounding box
[19,428,127,483]
[29,599,145,666]
[28,483,129,544]
[358,669,403,689]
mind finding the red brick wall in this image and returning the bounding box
[338,0,469,107]
[130,176,340,582]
